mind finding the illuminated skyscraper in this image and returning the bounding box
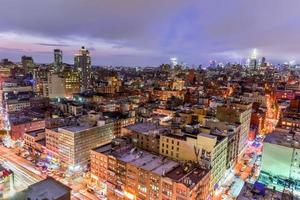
[74,46,91,92]
[170,57,178,68]
[54,49,63,72]
[249,48,257,69]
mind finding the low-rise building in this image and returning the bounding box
[159,128,228,192]
[216,102,252,154]
[24,129,45,153]
[12,177,71,200]
[10,117,45,140]
[126,122,168,154]
[237,182,295,200]
[259,128,300,193]
[90,138,211,200]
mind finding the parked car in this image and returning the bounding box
[26,156,33,161]
[21,152,29,158]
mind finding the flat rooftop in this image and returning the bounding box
[93,139,210,188]
[25,129,45,137]
[126,122,168,135]
[94,140,178,176]
[237,182,295,200]
[163,133,187,141]
[102,111,128,120]
[10,116,44,125]
[264,128,300,149]
[24,177,71,200]
[166,164,209,189]
[117,148,178,176]
[36,138,46,146]
[58,125,93,133]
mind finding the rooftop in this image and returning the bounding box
[264,128,300,149]
[25,129,45,137]
[102,112,128,120]
[92,138,210,188]
[126,122,168,135]
[23,177,71,200]
[10,116,44,125]
[237,182,295,200]
[36,138,46,146]
[58,125,93,133]
[166,164,209,189]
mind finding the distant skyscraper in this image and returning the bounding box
[249,48,257,69]
[74,46,91,92]
[260,57,266,68]
[209,60,217,68]
[21,55,34,73]
[54,49,63,72]
[170,57,178,68]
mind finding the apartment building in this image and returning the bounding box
[90,138,211,200]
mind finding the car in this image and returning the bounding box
[21,152,29,158]
[240,165,247,172]
[47,172,54,177]
[26,156,33,161]
[48,167,56,172]
[87,188,94,193]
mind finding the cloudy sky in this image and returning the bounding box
[0,0,299,66]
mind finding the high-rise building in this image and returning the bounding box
[260,56,267,68]
[74,46,91,92]
[45,73,65,99]
[54,49,63,72]
[58,122,114,169]
[21,56,34,73]
[170,57,178,68]
[249,48,257,69]
[43,70,81,99]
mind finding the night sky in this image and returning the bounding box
[0,0,299,66]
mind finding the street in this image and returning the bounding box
[0,145,101,200]
[213,137,263,200]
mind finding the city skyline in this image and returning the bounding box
[0,0,300,65]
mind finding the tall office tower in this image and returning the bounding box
[54,49,63,72]
[170,57,178,68]
[249,48,257,69]
[260,57,266,68]
[74,46,91,92]
[21,55,34,73]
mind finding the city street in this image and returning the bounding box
[213,137,263,200]
[0,145,101,200]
